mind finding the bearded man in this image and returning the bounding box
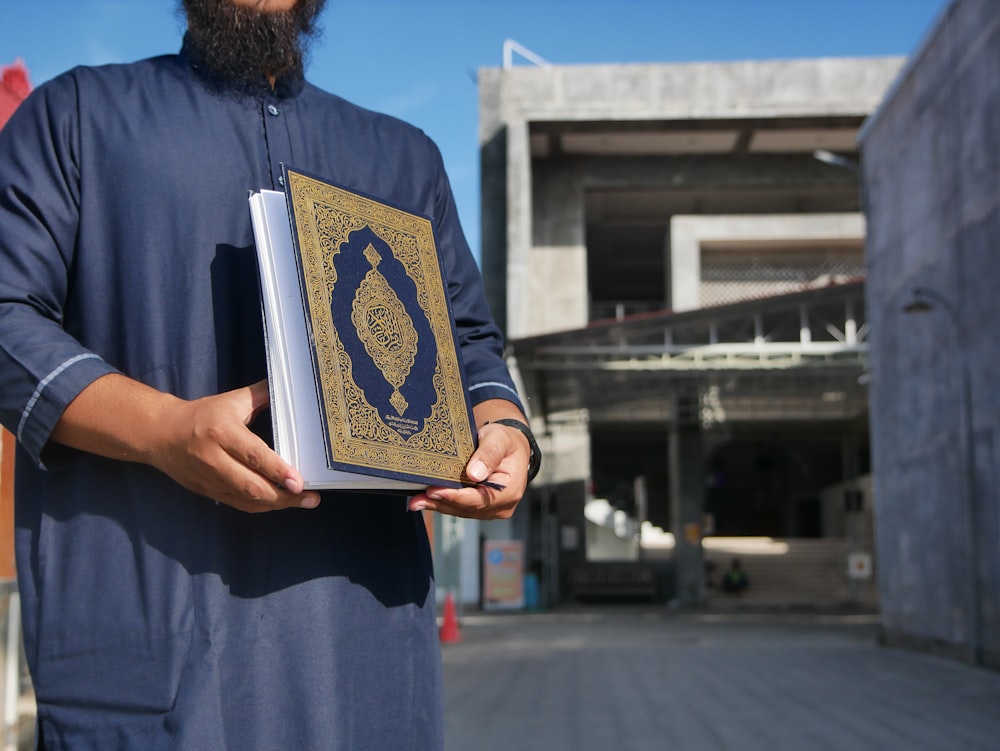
[0,1,538,748]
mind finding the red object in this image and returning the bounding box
[0,58,32,580]
[0,58,32,129]
[439,591,461,644]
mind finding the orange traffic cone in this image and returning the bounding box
[439,591,461,644]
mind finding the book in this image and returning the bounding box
[249,165,478,490]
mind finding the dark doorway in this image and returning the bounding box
[590,423,670,530]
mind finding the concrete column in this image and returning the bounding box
[668,219,701,313]
[477,70,508,331]
[662,230,673,310]
[669,397,705,606]
[530,166,589,334]
[505,120,532,338]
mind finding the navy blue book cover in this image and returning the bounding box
[281,165,476,488]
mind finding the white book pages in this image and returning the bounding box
[249,190,423,491]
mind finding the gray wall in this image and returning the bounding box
[861,0,1000,667]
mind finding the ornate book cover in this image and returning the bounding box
[250,165,476,489]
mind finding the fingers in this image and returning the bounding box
[463,439,505,484]
[246,379,272,418]
[408,483,516,520]
[409,437,527,520]
[407,421,529,520]
[151,385,320,513]
[218,429,320,512]
[219,383,319,510]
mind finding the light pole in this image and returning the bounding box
[902,286,982,665]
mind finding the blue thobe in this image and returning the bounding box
[0,37,521,750]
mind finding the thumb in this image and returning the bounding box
[246,379,272,421]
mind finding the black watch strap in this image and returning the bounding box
[484,418,542,484]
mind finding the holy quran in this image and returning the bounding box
[249,165,477,490]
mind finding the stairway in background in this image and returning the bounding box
[703,537,878,609]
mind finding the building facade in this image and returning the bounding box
[477,52,907,609]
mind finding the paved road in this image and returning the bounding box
[442,607,1000,751]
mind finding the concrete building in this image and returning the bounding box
[475,45,910,609]
[861,0,999,668]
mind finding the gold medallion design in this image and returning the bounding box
[351,245,419,416]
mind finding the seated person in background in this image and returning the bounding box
[721,558,750,594]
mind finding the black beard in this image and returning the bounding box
[180,0,327,91]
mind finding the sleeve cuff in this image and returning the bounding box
[467,381,526,413]
[17,354,118,468]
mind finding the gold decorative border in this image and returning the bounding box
[285,168,475,484]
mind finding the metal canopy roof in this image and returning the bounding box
[510,280,869,424]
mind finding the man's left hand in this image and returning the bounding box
[407,399,532,519]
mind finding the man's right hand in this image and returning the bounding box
[51,374,320,513]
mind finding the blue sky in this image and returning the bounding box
[2,0,949,259]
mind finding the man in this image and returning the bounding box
[0,0,538,747]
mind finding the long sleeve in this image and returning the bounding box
[425,142,524,412]
[0,74,118,465]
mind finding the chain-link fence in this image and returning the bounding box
[589,245,865,321]
[699,246,864,308]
